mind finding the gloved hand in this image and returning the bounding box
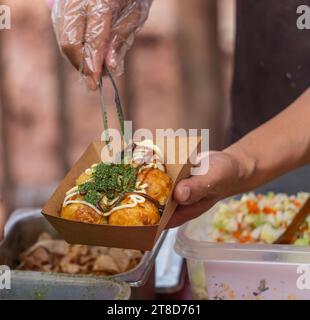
[52,0,153,90]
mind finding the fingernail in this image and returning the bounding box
[86,76,97,91]
[179,186,191,202]
[107,59,116,69]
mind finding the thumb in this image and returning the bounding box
[174,175,216,206]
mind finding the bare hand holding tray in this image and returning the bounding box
[42,138,200,250]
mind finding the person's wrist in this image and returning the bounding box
[223,144,256,193]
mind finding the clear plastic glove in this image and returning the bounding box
[52,0,153,90]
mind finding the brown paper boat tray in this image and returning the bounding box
[42,138,200,250]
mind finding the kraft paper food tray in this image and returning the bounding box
[42,138,200,250]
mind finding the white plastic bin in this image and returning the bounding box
[175,204,310,300]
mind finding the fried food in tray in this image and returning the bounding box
[60,141,173,226]
[17,233,143,276]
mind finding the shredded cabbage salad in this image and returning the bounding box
[207,192,309,244]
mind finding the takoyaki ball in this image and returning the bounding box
[137,168,173,205]
[109,197,160,226]
[76,171,92,186]
[61,203,105,225]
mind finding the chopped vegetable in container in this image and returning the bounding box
[206,192,309,244]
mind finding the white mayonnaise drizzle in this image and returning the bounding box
[65,186,79,195]
[134,140,163,158]
[133,140,166,172]
[103,194,146,217]
[62,142,166,217]
[84,163,98,175]
[139,183,148,190]
[137,162,166,175]
[141,162,165,172]
[63,191,147,218]
[63,191,104,216]
[63,191,79,204]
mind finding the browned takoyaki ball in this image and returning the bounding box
[61,203,105,225]
[137,168,173,205]
[109,197,160,226]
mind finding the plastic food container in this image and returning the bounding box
[0,209,167,300]
[175,203,310,300]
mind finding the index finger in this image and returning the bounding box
[83,2,113,88]
[53,0,87,71]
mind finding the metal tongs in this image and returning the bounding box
[98,66,125,144]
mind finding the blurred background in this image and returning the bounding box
[0,0,236,217]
